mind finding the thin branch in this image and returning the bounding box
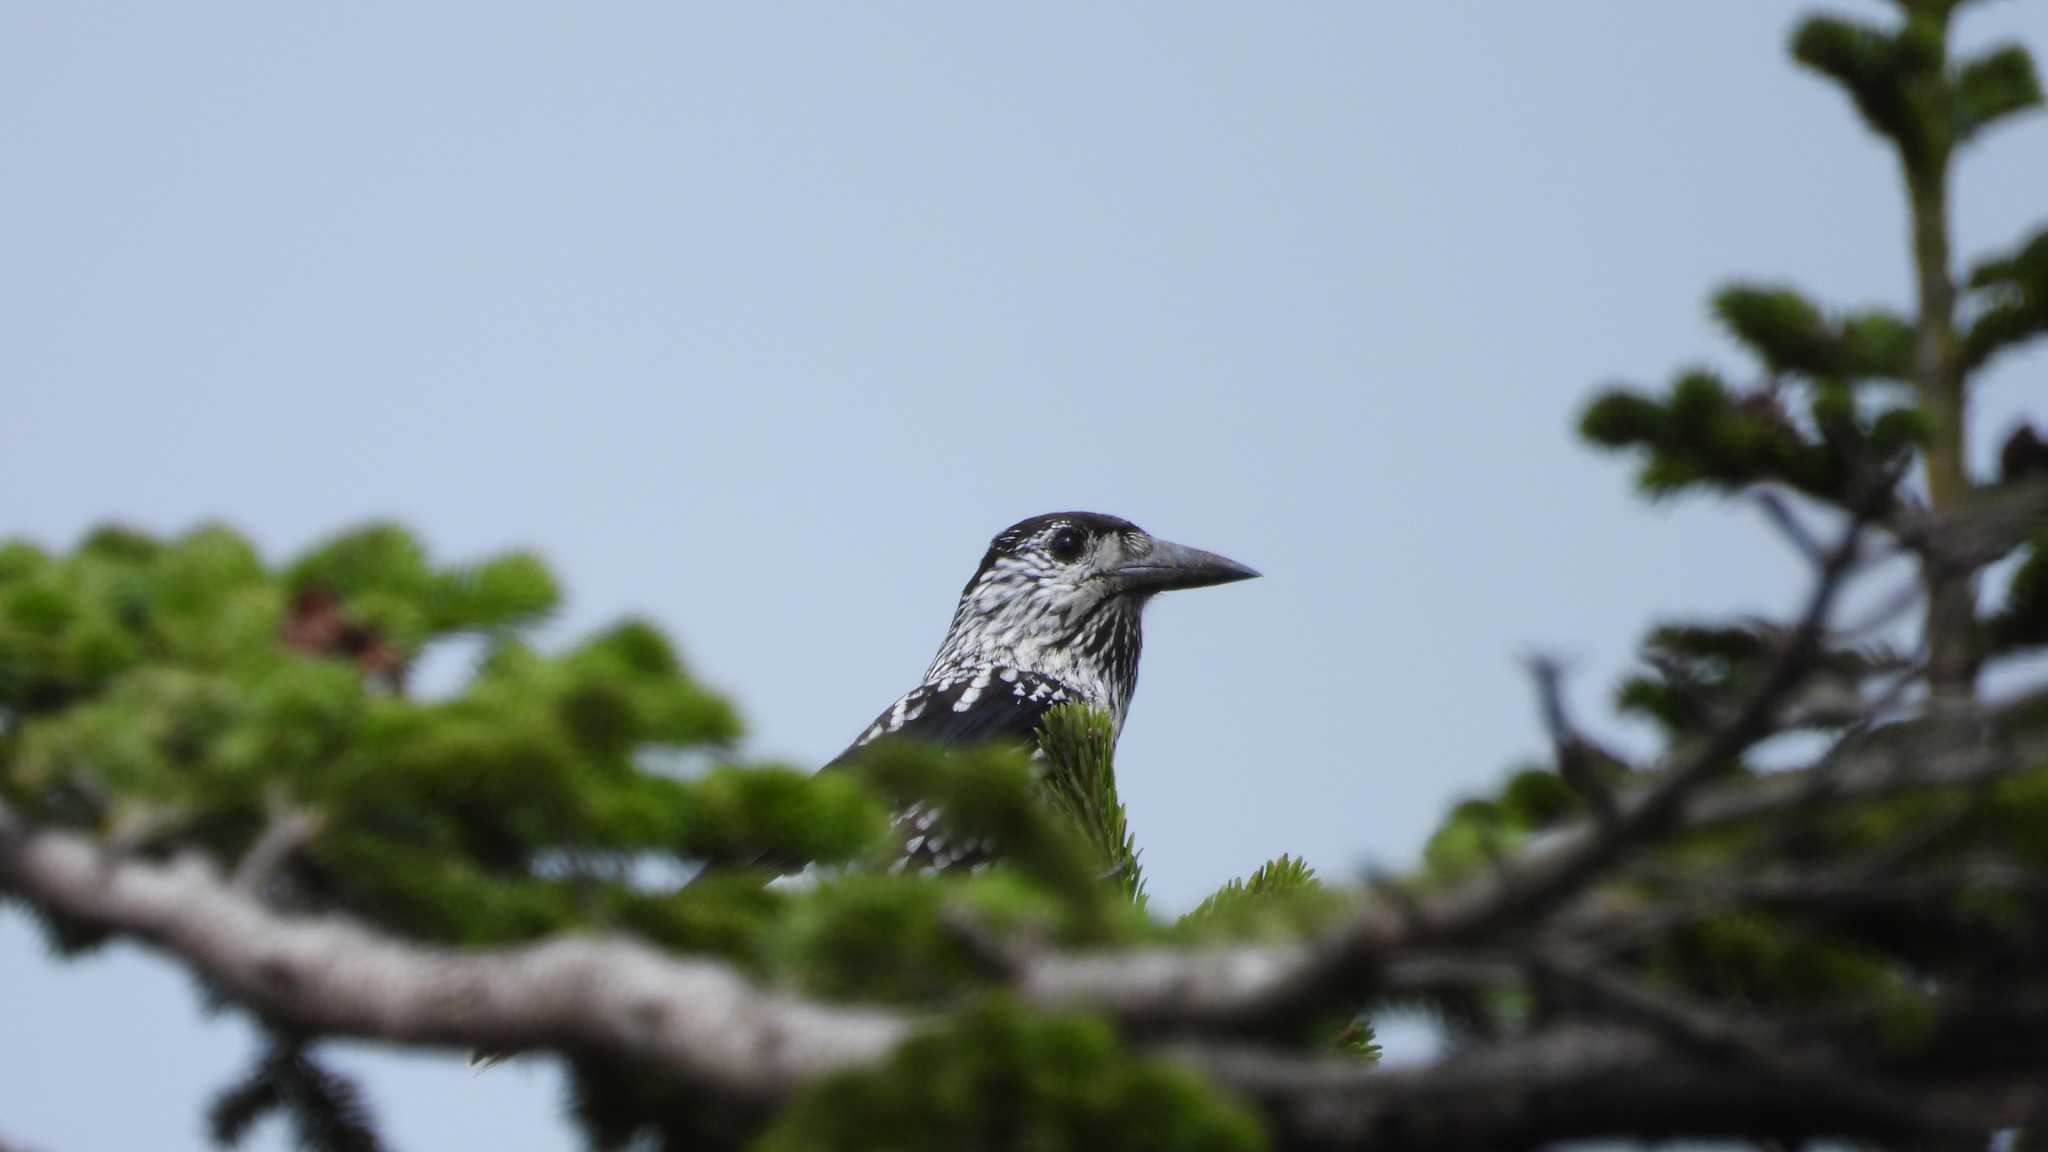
[1526,654,1621,825]
[1675,702,2033,835]
[1533,949,1968,1138]
[1891,478,2048,573]
[1839,575,1929,642]
[1378,954,1521,997]
[1175,1025,2027,1152]
[232,792,325,896]
[1726,857,2048,913]
[1754,489,1825,564]
[1549,723,2043,953]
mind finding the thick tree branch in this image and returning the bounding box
[11,692,2033,1104]
[20,788,2034,1150]
[0,802,910,1101]
[4,708,2043,1144]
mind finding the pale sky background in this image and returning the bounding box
[3,3,2044,1150]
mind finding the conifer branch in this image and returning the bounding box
[1035,703,1145,901]
[0,801,912,1100]
[4,691,2045,1142]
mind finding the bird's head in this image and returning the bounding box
[927,512,1258,698]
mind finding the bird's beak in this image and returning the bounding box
[1112,536,1261,594]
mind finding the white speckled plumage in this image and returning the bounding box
[822,512,1255,871]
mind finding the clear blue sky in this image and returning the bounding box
[3,4,2043,1150]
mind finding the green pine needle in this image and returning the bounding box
[1182,854,1321,927]
[1034,703,1145,903]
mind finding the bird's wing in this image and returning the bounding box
[826,668,1075,768]
[694,669,1077,882]
[834,669,1078,871]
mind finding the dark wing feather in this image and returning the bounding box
[694,668,1077,882]
[831,668,1076,872]
[825,668,1074,768]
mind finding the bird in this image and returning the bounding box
[827,511,1259,869]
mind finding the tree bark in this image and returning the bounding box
[1907,160,1979,702]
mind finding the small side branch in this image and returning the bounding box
[231,792,325,896]
[1754,489,1824,564]
[1526,655,1622,825]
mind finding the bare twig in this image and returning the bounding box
[1891,479,2048,572]
[1728,857,2048,913]
[231,791,325,896]
[1755,489,1824,564]
[1379,954,1521,997]
[1177,1023,2029,1152]
[1526,655,1622,826]
[1839,576,1929,642]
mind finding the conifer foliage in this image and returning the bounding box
[4,4,2048,1149]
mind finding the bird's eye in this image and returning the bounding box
[1047,527,1087,563]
